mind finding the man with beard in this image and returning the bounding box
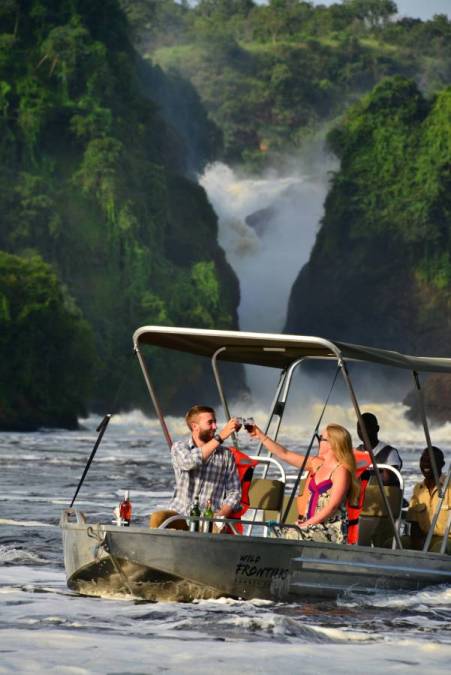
[168,405,241,519]
[405,446,451,553]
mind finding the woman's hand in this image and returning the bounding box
[248,423,263,438]
[297,518,311,529]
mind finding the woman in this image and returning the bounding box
[248,423,359,543]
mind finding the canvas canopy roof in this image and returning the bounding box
[133,326,451,374]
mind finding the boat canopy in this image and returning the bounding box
[133,326,451,374]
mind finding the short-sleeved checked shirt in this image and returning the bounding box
[169,438,241,515]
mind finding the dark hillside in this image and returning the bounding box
[285,76,451,419]
[0,0,243,425]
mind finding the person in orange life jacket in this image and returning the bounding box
[248,423,360,543]
[346,446,373,545]
[404,446,451,554]
[357,412,402,486]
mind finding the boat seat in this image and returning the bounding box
[243,455,287,534]
[358,464,404,548]
[248,478,285,512]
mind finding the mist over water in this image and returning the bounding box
[199,152,337,400]
[200,156,336,335]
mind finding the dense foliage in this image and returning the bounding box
[124,1,451,165]
[0,0,241,425]
[0,252,95,430]
[285,76,451,417]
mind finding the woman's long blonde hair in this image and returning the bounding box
[326,423,360,504]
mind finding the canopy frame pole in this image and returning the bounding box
[211,347,294,535]
[340,358,403,549]
[134,345,172,450]
[281,362,340,524]
[212,347,231,420]
[412,371,442,496]
[256,363,296,459]
[247,365,293,535]
[211,346,241,447]
[424,467,451,553]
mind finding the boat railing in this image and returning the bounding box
[358,464,404,548]
[157,513,302,537]
[245,455,288,536]
[248,455,286,484]
[60,509,87,526]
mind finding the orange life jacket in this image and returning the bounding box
[347,449,372,544]
[227,447,258,534]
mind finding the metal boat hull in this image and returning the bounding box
[62,523,451,601]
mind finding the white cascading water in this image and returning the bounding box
[199,158,336,334]
[199,152,337,402]
[198,156,447,449]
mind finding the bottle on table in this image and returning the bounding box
[119,490,132,526]
[203,499,214,533]
[189,496,201,532]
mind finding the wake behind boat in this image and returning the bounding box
[61,326,451,600]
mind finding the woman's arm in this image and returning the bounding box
[300,466,350,527]
[250,425,312,470]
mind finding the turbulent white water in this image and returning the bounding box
[1,413,450,673]
[199,157,336,335]
[199,156,336,399]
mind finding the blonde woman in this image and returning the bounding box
[248,423,359,543]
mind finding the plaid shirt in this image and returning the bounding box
[169,438,241,515]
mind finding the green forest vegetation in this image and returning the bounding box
[0,0,241,428]
[0,251,95,429]
[125,0,451,166]
[1,0,451,427]
[285,75,451,419]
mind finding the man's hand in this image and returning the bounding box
[219,417,239,441]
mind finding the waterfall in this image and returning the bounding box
[199,157,336,334]
[199,153,337,403]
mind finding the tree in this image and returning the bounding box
[0,251,95,430]
[343,0,398,30]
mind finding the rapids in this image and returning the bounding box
[1,412,450,673]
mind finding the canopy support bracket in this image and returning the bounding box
[135,345,172,449]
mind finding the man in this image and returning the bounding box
[357,412,402,486]
[355,412,402,547]
[150,405,241,529]
[169,405,241,518]
[405,446,451,554]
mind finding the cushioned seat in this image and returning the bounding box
[248,478,285,512]
[358,485,403,547]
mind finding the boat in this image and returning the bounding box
[61,326,451,600]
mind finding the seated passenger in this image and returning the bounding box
[248,423,359,543]
[357,412,402,486]
[149,405,241,529]
[405,446,451,554]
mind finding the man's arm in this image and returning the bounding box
[199,418,238,462]
[172,419,239,471]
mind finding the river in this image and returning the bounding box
[1,411,450,673]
